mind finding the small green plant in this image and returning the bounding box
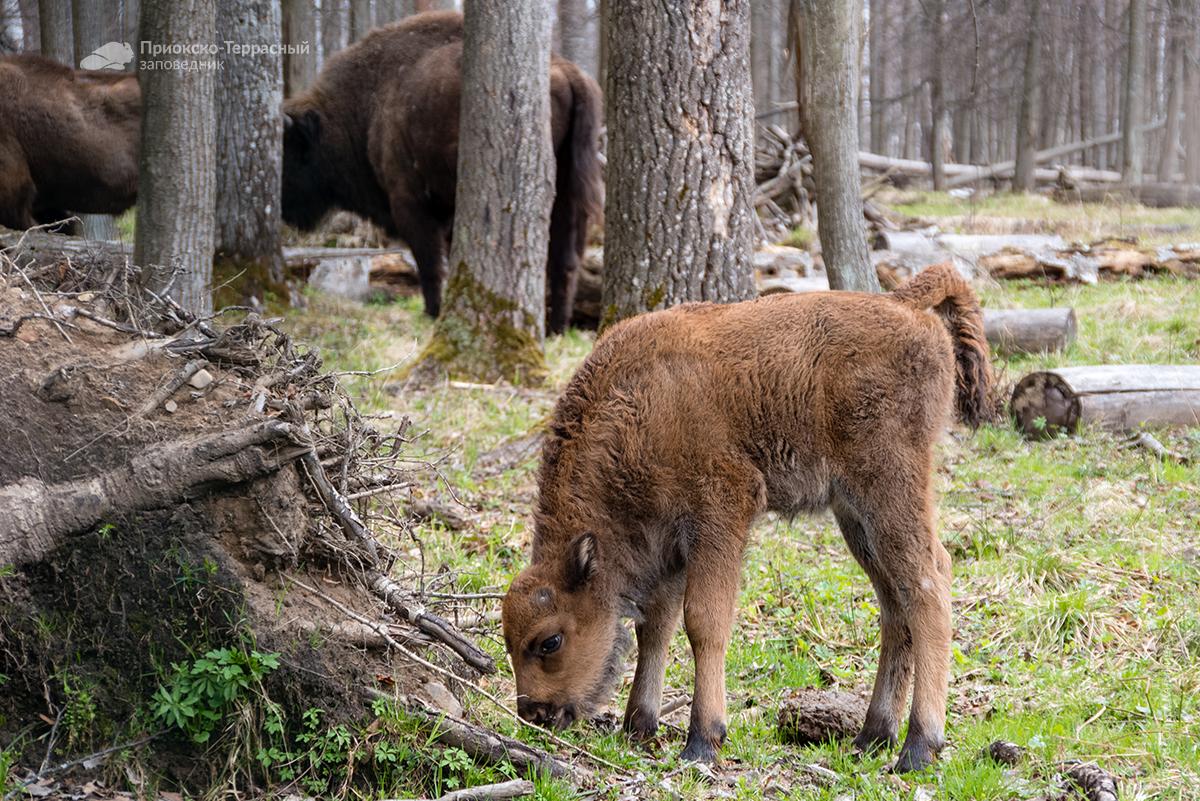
[60,675,99,748]
[152,647,280,744]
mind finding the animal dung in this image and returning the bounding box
[982,739,1025,766]
[776,688,868,746]
[1062,762,1119,801]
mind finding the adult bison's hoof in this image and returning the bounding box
[852,728,898,755]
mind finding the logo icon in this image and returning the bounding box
[80,42,134,70]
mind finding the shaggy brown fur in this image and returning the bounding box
[502,264,993,772]
[281,11,602,333]
[0,54,140,230]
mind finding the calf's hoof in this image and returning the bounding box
[679,721,726,764]
[623,707,659,740]
[891,738,941,773]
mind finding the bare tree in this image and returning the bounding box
[349,0,372,41]
[926,0,946,188]
[72,0,122,241]
[601,0,756,324]
[1186,11,1200,184]
[417,0,554,383]
[868,0,887,154]
[557,0,592,76]
[792,0,878,293]
[283,0,318,96]
[134,0,217,315]
[1121,0,1146,185]
[1158,0,1186,181]
[321,0,348,61]
[215,0,284,301]
[1013,0,1042,192]
[17,0,40,50]
[39,0,72,62]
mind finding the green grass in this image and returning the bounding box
[281,275,1200,799]
[884,189,1200,246]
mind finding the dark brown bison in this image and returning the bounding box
[501,264,994,772]
[281,11,602,333]
[0,54,140,230]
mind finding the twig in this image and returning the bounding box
[370,571,496,674]
[284,573,625,776]
[659,695,691,717]
[136,359,208,417]
[379,778,534,801]
[1125,432,1190,464]
[3,732,163,801]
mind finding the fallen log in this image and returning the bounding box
[1010,365,1200,438]
[0,420,305,565]
[380,779,535,801]
[1071,182,1200,209]
[983,308,1077,354]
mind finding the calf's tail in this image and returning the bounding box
[891,263,994,428]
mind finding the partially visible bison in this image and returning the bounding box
[0,54,140,230]
[281,11,603,333]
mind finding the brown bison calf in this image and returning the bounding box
[502,265,993,772]
[0,54,140,230]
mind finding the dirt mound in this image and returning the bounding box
[0,238,483,794]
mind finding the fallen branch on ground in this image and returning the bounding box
[379,779,534,801]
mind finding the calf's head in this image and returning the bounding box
[501,533,630,728]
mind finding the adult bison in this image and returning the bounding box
[281,11,602,334]
[0,54,140,231]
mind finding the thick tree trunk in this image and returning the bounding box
[1157,0,1186,182]
[39,0,73,63]
[283,0,318,97]
[601,0,756,323]
[792,0,878,293]
[1013,0,1042,192]
[215,0,285,301]
[134,0,217,316]
[417,0,553,384]
[1186,20,1200,184]
[1121,0,1146,185]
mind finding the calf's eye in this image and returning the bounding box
[539,634,562,655]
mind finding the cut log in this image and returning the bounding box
[984,308,1077,354]
[1010,365,1200,438]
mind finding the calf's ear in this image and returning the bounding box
[566,533,598,591]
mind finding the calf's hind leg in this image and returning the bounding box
[623,571,685,739]
[842,468,952,773]
[832,500,913,753]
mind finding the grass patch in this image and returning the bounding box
[280,275,1200,798]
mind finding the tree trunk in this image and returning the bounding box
[557,0,591,75]
[792,0,878,293]
[72,0,122,242]
[1186,17,1200,184]
[926,0,945,189]
[282,0,318,97]
[322,0,348,62]
[121,0,140,46]
[215,0,285,303]
[417,0,553,384]
[1121,0,1146,185]
[134,0,217,316]
[17,0,40,51]
[601,0,756,325]
[868,0,887,154]
[1157,0,1186,182]
[39,0,73,63]
[349,0,373,42]
[1013,0,1042,192]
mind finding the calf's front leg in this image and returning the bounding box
[623,572,685,739]
[679,529,746,763]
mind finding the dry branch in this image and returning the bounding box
[380,779,535,801]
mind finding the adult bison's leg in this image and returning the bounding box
[623,571,685,739]
[832,498,913,753]
[392,203,446,319]
[843,461,950,773]
[545,193,582,335]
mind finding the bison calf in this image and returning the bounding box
[502,264,993,772]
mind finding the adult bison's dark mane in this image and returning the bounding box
[280,10,603,332]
